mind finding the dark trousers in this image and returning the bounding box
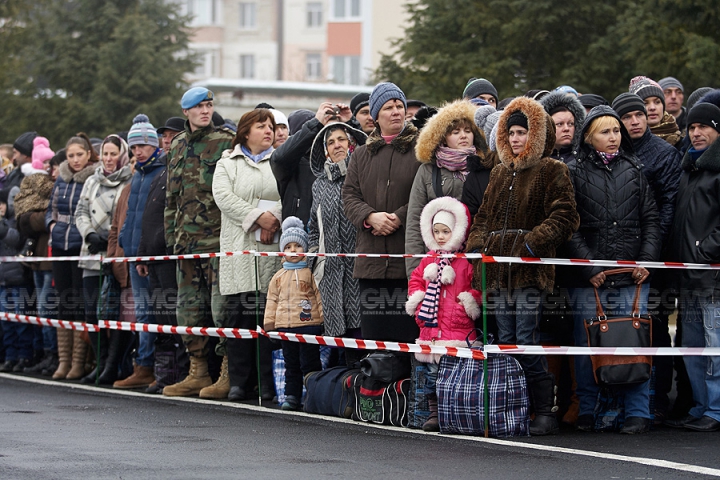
[148,260,178,326]
[358,278,418,343]
[226,291,274,393]
[51,249,84,321]
[279,326,322,399]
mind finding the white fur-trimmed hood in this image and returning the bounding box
[419,196,471,251]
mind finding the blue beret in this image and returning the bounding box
[181,87,214,109]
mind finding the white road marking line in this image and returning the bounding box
[4,373,720,477]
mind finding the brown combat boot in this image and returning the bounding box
[162,356,212,397]
[65,331,88,380]
[113,364,155,389]
[199,356,230,399]
[52,328,73,380]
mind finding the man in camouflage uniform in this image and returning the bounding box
[162,87,234,398]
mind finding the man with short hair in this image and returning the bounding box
[659,77,686,131]
[163,87,234,398]
[665,100,720,431]
[350,92,374,135]
[156,117,185,153]
[462,78,498,107]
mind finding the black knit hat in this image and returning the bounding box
[579,94,608,109]
[463,78,499,104]
[612,93,647,119]
[687,103,720,133]
[350,92,370,115]
[507,110,528,131]
[688,87,715,111]
[13,131,37,157]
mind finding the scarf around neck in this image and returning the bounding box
[436,146,474,181]
[136,148,160,169]
[283,260,308,270]
[242,145,274,163]
[596,150,619,165]
[417,252,455,329]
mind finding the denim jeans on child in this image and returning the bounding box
[680,291,720,422]
[1,286,33,361]
[570,283,651,419]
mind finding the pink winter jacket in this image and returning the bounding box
[406,251,482,362]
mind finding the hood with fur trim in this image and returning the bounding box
[58,160,96,184]
[419,196,471,251]
[496,97,556,171]
[415,100,489,163]
[309,122,367,180]
[540,91,587,148]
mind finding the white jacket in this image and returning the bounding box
[213,145,282,295]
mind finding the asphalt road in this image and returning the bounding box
[1,374,719,479]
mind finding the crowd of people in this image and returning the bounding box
[1,74,719,436]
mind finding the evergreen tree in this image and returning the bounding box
[0,0,195,146]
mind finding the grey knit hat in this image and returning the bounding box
[612,93,647,119]
[463,78,499,104]
[369,82,407,121]
[658,76,683,92]
[127,114,159,147]
[280,216,308,252]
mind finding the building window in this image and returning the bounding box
[307,2,323,27]
[184,0,222,26]
[330,56,360,85]
[194,49,219,77]
[306,53,321,80]
[239,2,256,29]
[331,0,360,20]
[240,54,255,79]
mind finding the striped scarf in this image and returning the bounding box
[417,254,453,328]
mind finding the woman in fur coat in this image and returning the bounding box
[466,97,580,436]
[307,123,366,355]
[406,100,496,277]
[406,196,481,431]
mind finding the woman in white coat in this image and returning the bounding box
[213,108,282,401]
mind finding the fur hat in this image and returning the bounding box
[31,136,55,170]
[280,216,308,252]
[420,197,471,252]
[415,100,488,163]
[369,82,407,121]
[127,114,159,147]
[540,91,587,147]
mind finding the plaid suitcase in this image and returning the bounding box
[437,353,529,437]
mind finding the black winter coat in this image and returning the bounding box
[0,217,28,286]
[270,118,322,223]
[460,153,495,218]
[137,167,168,258]
[632,128,682,240]
[565,107,663,287]
[666,138,720,295]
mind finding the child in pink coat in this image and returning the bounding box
[405,196,482,431]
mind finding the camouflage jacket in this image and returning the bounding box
[165,122,234,254]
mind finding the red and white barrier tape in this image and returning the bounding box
[2,250,718,271]
[3,312,720,357]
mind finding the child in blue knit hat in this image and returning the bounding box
[264,216,324,410]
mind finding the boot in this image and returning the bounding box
[52,329,73,380]
[81,331,109,385]
[97,330,134,385]
[199,356,230,399]
[24,349,54,374]
[163,355,212,397]
[422,394,440,432]
[528,375,560,436]
[65,331,89,380]
[42,353,59,376]
[113,364,155,389]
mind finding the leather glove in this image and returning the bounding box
[86,233,108,254]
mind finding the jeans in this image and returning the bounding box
[570,284,651,419]
[1,286,33,361]
[129,263,156,367]
[490,287,546,379]
[278,325,322,399]
[679,291,720,422]
[422,361,439,396]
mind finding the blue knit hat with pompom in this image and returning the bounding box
[279,216,308,252]
[127,114,159,147]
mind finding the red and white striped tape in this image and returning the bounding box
[2,250,717,271]
[3,311,720,357]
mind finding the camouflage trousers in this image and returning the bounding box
[176,257,229,357]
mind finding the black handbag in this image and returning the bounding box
[359,351,411,383]
[584,268,652,387]
[19,237,36,258]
